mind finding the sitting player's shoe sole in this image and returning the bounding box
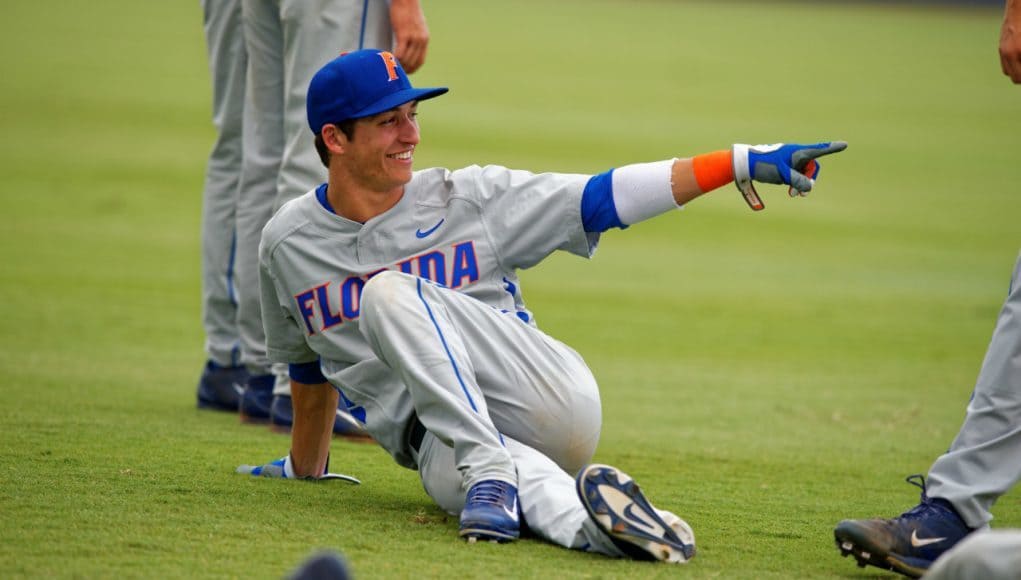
[577,464,695,563]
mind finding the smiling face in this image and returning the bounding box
[331,101,421,196]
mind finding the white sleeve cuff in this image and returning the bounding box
[611,159,680,225]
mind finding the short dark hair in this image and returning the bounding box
[313,119,358,167]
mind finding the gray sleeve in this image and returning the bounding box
[456,165,599,270]
[259,244,318,365]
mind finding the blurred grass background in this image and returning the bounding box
[1,0,1019,578]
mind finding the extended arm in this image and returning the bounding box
[582,141,847,232]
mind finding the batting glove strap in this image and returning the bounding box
[732,143,764,211]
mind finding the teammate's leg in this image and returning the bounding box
[274,0,392,211]
[235,0,286,421]
[264,0,392,435]
[197,0,248,410]
[835,251,1021,577]
[926,250,1021,527]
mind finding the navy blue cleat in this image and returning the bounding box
[239,373,274,424]
[834,475,974,578]
[269,395,374,441]
[459,480,520,543]
[577,464,696,563]
[196,360,247,412]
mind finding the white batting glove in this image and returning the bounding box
[236,453,360,484]
[732,141,847,210]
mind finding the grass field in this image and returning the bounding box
[2,0,1020,578]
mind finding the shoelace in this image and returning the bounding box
[466,482,512,507]
[906,474,928,499]
[899,473,963,524]
[899,474,936,518]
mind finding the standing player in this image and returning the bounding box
[834,252,1021,578]
[235,0,429,433]
[195,0,250,411]
[194,0,430,437]
[834,2,1021,577]
[238,50,846,558]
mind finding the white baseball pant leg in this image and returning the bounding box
[358,271,603,490]
[414,432,626,557]
[199,0,246,367]
[240,0,394,393]
[927,251,1021,528]
[235,0,285,376]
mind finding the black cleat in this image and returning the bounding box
[834,475,974,578]
[196,360,247,412]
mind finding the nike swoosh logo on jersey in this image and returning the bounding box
[910,530,947,548]
[415,219,444,238]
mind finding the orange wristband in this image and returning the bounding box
[692,150,734,193]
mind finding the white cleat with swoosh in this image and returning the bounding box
[577,464,695,563]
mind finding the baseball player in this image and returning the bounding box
[834,250,1021,578]
[195,0,250,411]
[238,50,846,559]
[194,0,429,437]
[833,3,1021,577]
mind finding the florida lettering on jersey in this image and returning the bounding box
[294,240,480,335]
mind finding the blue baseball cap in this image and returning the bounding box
[306,49,448,134]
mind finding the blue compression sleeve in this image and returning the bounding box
[581,170,626,232]
[289,360,327,385]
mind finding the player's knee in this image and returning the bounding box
[360,270,416,324]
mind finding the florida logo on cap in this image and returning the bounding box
[306,49,448,134]
[379,51,400,81]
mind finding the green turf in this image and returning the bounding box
[2,0,1019,578]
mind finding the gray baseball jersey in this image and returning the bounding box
[259,165,673,554]
[260,165,596,461]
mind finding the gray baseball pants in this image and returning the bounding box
[234,0,394,379]
[928,251,1021,528]
[199,0,246,367]
[359,271,632,555]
